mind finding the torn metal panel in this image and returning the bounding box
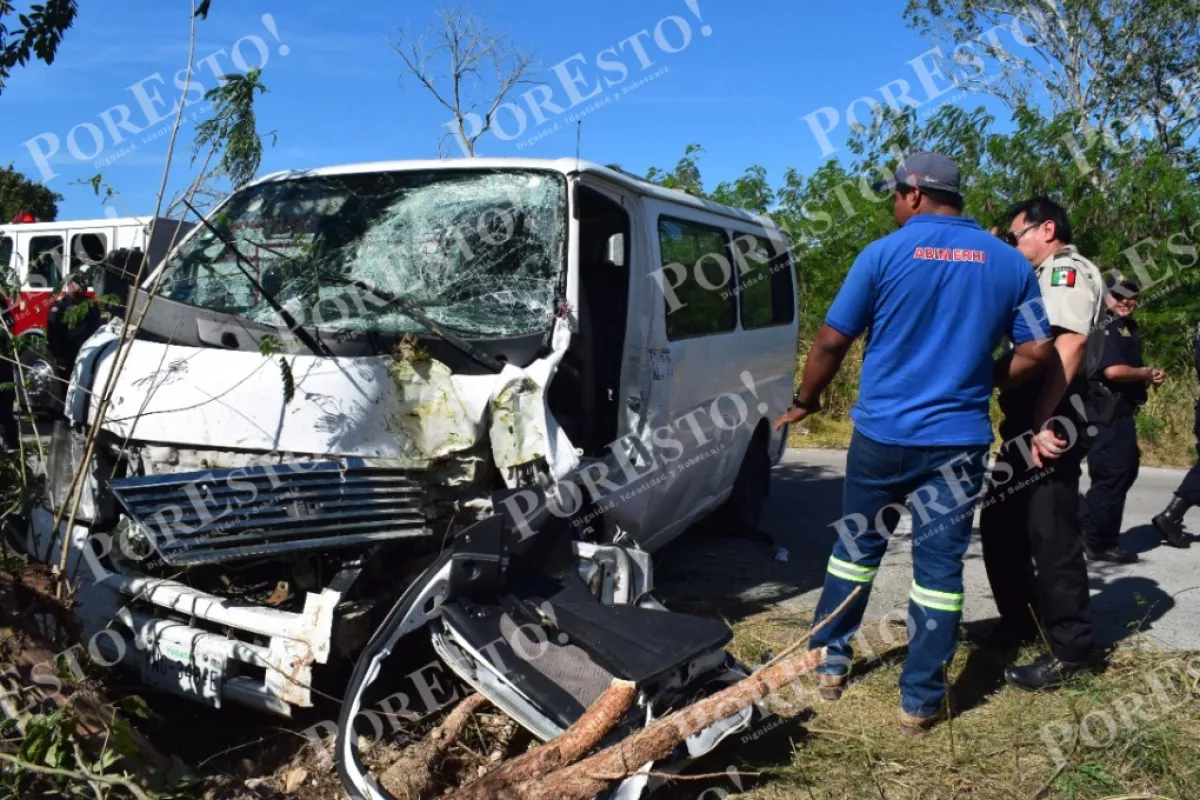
[85,340,499,465]
[489,320,580,487]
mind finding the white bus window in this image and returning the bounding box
[27,235,64,288]
[70,233,108,272]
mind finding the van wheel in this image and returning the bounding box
[16,337,58,419]
[714,434,770,536]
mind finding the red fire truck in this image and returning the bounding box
[1,212,193,412]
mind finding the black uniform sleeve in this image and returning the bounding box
[46,300,69,361]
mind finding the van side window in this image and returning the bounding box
[0,237,12,274]
[70,233,108,272]
[657,217,736,339]
[27,235,64,289]
[733,233,796,328]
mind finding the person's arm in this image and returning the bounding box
[775,325,856,430]
[1029,267,1105,465]
[994,339,1054,390]
[996,266,1054,390]
[798,325,854,404]
[1031,329,1087,428]
[1103,364,1155,383]
[775,245,877,430]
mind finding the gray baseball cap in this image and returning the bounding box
[871,151,962,196]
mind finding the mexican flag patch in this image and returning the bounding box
[1051,266,1077,287]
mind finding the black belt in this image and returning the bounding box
[1088,381,1137,422]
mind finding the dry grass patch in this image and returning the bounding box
[704,609,1200,800]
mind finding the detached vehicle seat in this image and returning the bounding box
[439,490,731,727]
[530,569,730,687]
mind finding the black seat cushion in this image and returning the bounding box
[525,572,731,686]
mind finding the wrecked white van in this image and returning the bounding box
[22,159,799,728]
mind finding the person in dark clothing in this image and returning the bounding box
[46,272,102,379]
[1083,277,1163,562]
[1153,322,1200,548]
[978,197,1107,691]
[0,296,17,450]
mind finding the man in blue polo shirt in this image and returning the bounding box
[775,152,1053,735]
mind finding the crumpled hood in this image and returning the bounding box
[70,326,580,478]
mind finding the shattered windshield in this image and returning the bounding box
[158,169,567,337]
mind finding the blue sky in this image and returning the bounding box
[1,0,1019,220]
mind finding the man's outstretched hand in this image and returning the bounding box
[774,405,810,431]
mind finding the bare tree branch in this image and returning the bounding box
[393,5,535,156]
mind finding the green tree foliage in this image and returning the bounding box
[645,101,1200,371]
[0,0,77,96]
[645,143,706,196]
[193,67,275,188]
[902,0,1200,160]
[0,164,61,221]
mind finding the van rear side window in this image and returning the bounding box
[658,217,736,340]
[733,234,795,328]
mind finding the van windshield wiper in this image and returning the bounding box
[181,199,334,360]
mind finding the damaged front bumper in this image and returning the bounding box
[23,324,583,717]
[29,500,352,716]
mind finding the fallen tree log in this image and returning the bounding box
[380,692,490,799]
[451,586,861,799]
[507,646,827,800]
[448,678,637,800]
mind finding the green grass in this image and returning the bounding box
[1139,376,1198,468]
[706,612,1200,800]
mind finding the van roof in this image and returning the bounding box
[250,158,782,231]
[0,215,169,235]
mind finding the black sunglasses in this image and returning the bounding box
[1003,222,1040,247]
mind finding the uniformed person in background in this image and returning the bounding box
[1153,320,1200,548]
[1083,277,1164,561]
[979,197,1108,691]
[46,272,102,380]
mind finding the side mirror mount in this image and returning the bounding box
[604,233,625,268]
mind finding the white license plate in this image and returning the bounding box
[140,641,224,707]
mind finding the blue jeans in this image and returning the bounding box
[811,431,989,717]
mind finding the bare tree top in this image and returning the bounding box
[394,6,536,157]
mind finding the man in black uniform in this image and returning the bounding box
[46,272,102,380]
[1089,278,1161,561]
[1083,277,1164,561]
[1153,321,1200,548]
[979,197,1107,690]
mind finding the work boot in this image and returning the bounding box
[1004,654,1089,691]
[1153,497,1192,548]
[899,708,943,737]
[817,672,846,701]
[1085,546,1138,564]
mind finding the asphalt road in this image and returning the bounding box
[655,448,1200,653]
